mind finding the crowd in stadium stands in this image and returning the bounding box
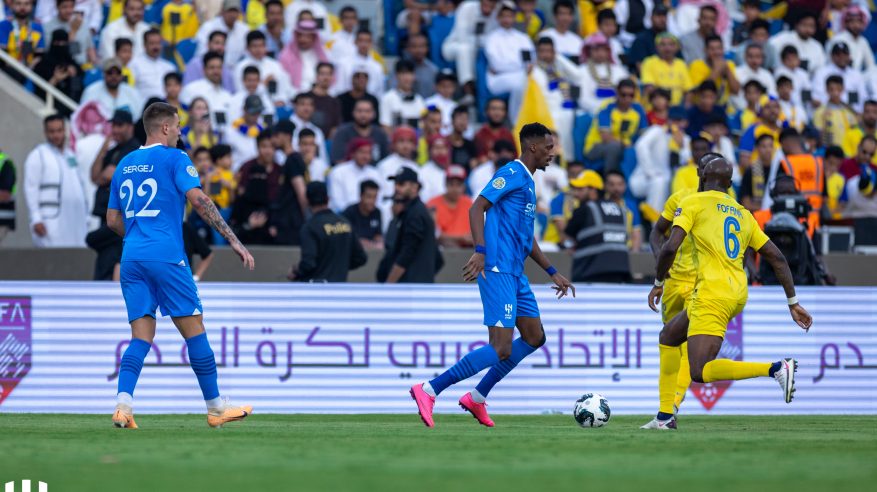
[1,0,877,282]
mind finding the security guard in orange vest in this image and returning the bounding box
[774,128,824,229]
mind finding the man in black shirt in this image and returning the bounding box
[86,109,139,280]
[291,181,367,282]
[343,179,382,249]
[337,67,380,124]
[272,120,309,245]
[449,106,477,171]
[183,221,214,282]
[0,150,15,243]
[378,167,441,283]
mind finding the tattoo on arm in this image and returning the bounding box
[195,194,242,247]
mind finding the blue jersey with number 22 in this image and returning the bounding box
[108,144,201,265]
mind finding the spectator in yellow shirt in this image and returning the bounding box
[641,32,692,107]
[813,75,858,149]
[689,35,740,108]
[206,144,236,245]
[583,79,648,173]
[823,146,848,219]
[161,0,199,44]
[841,100,877,164]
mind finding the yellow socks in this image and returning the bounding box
[658,344,681,415]
[702,359,772,382]
[674,341,691,408]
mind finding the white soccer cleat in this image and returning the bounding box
[774,358,798,403]
[640,417,677,430]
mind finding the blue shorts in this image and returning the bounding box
[478,271,540,328]
[120,260,203,323]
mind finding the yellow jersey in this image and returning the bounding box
[672,190,769,301]
[662,188,698,282]
[640,56,693,106]
[161,3,200,43]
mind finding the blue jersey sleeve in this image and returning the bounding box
[108,173,120,211]
[0,22,11,49]
[34,23,45,50]
[171,149,201,194]
[635,104,648,133]
[597,104,614,129]
[739,126,756,153]
[479,164,523,205]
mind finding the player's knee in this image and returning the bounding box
[495,346,512,360]
[525,326,546,348]
[690,366,705,384]
[658,328,672,346]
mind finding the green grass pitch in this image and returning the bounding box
[2,414,875,492]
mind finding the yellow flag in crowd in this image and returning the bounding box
[513,74,556,153]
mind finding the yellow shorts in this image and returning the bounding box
[687,296,746,339]
[661,278,695,324]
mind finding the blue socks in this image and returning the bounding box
[186,332,220,401]
[117,338,151,397]
[768,361,782,377]
[475,337,538,398]
[429,344,500,396]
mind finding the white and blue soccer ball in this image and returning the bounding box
[573,393,611,428]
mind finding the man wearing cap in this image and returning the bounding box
[223,94,265,170]
[328,137,382,211]
[195,0,249,65]
[564,170,630,283]
[827,7,875,73]
[81,57,144,119]
[484,1,536,120]
[289,181,367,282]
[378,167,439,283]
[331,99,390,165]
[99,0,149,60]
[86,110,138,280]
[442,0,498,92]
[180,51,233,118]
[428,165,474,248]
[128,29,176,100]
[812,42,867,113]
[631,106,691,213]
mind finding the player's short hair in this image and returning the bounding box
[164,72,182,86]
[340,5,357,17]
[743,79,766,93]
[745,42,764,55]
[294,92,314,105]
[519,122,552,148]
[553,0,575,15]
[43,113,65,128]
[298,128,316,140]
[605,170,626,182]
[776,76,792,87]
[317,61,334,73]
[704,34,723,47]
[537,36,554,48]
[209,144,232,162]
[256,129,273,144]
[203,51,224,67]
[356,29,372,39]
[750,19,770,33]
[114,37,133,52]
[143,28,160,44]
[360,179,379,195]
[192,146,210,159]
[246,30,267,46]
[452,105,469,118]
[826,75,844,88]
[142,102,178,136]
[264,0,283,10]
[617,79,636,92]
[755,133,775,147]
[242,65,260,78]
[395,59,416,74]
[780,45,799,60]
[649,88,671,101]
[597,8,616,24]
[208,30,227,43]
[779,127,801,144]
[824,146,845,160]
[698,80,718,94]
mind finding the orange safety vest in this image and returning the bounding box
[753,209,819,238]
[780,155,824,211]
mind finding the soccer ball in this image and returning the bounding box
[573,393,611,428]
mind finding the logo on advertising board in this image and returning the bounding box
[0,297,32,406]
[691,313,742,410]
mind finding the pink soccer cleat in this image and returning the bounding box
[410,384,436,428]
[459,392,495,428]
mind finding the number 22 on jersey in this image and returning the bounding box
[119,178,161,218]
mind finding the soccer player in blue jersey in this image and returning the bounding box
[106,102,256,429]
[410,122,575,428]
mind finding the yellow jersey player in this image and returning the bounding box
[647,154,812,427]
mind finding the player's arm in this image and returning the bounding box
[106,208,125,237]
[187,188,255,270]
[648,216,672,260]
[462,195,492,282]
[757,239,813,331]
[648,225,686,312]
[529,237,575,299]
